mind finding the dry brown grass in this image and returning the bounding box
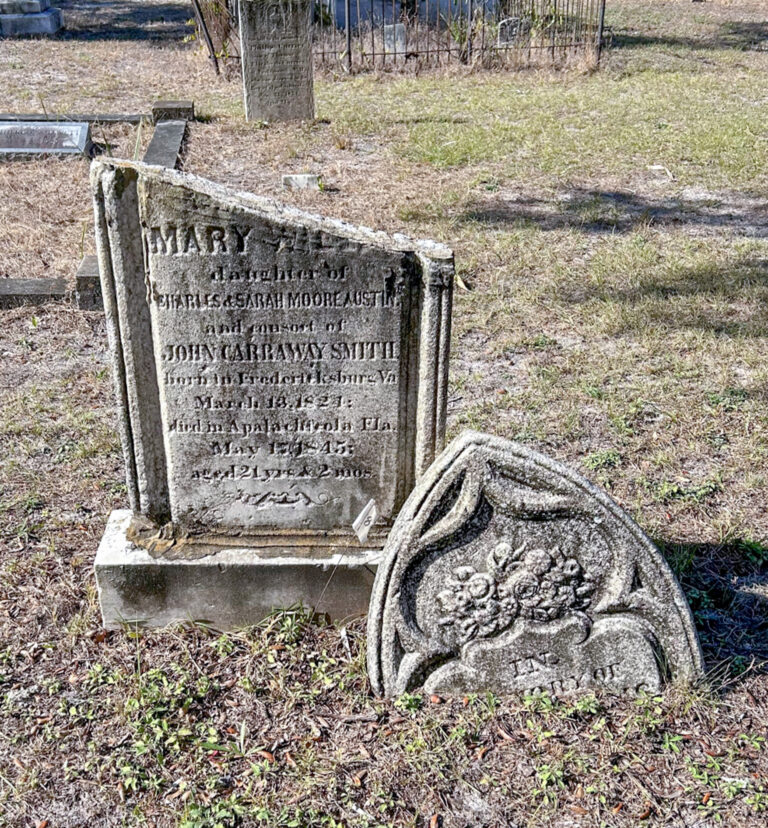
[1,0,768,825]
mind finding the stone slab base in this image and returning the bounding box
[0,277,66,308]
[75,255,102,310]
[0,0,50,13]
[0,8,61,36]
[95,510,382,629]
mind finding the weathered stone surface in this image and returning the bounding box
[0,113,142,124]
[0,0,49,13]
[383,23,406,55]
[0,7,61,36]
[96,510,380,629]
[74,255,102,310]
[238,0,314,122]
[151,100,195,124]
[0,277,66,308]
[142,120,186,168]
[368,432,704,698]
[282,173,320,191]
[0,121,90,154]
[92,159,452,578]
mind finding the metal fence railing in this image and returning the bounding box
[194,0,607,76]
[313,0,608,70]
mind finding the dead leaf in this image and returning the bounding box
[429,816,441,828]
[569,805,588,815]
[256,750,275,763]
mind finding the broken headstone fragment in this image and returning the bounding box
[282,173,320,190]
[368,431,704,698]
[91,158,453,627]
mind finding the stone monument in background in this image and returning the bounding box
[238,0,314,122]
[0,0,62,36]
[369,432,704,698]
[91,159,453,628]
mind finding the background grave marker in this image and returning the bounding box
[238,0,314,122]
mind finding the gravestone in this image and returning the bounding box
[383,23,406,56]
[151,100,195,124]
[368,432,703,698]
[142,120,186,168]
[0,122,91,155]
[0,0,62,35]
[238,0,314,122]
[91,158,453,628]
[497,17,531,47]
[74,255,102,310]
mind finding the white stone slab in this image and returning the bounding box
[282,173,320,190]
[0,121,90,154]
[95,510,381,628]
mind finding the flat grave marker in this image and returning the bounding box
[0,121,91,155]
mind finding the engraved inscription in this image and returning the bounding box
[144,213,412,532]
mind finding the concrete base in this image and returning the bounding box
[0,7,61,36]
[95,510,382,629]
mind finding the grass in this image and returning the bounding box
[1,0,768,825]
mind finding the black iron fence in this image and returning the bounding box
[313,0,608,70]
[193,0,607,76]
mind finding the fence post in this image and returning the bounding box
[596,0,606,65]
[467,0,473,64]
[345,0,352,71]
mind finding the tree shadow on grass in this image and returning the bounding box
[459,188,768,238]
[57,0,193,42]
[611,21,768,53]
[558,257,768,337]
[657,538,768,689]
[460,188,768,336]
